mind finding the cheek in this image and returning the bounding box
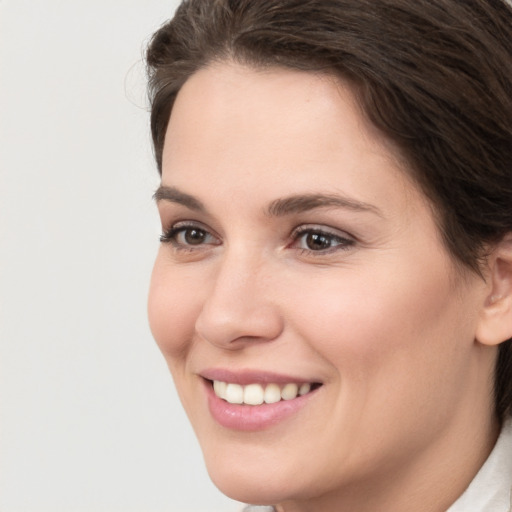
[147,255,201,363]
[287,257,466,398]
[278,259,475,467]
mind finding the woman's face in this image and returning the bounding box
[148,63,490,508]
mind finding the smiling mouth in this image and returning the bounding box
[210,380,322,405]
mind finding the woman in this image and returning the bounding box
[146,1,512,511]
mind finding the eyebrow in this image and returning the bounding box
[266,193,382,217]
[153,185,382,217]
[153,185,206,213]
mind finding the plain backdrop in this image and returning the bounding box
[0,1,242,511]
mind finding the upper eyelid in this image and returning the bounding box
[159,212,222,235]
[171,219,209,229]
[291,224,355,240]
[164,219,217,234]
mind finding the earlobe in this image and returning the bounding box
[476,234,512,347]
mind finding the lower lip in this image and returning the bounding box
[204,381,319,431]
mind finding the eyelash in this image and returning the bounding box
[160,222,218,250]
[290,225,355,254]
[160,222,355,255]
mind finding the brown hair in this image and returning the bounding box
[146,0,512,419]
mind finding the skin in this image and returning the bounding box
[148,62,500,512]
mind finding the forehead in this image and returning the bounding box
[166,62,385,147]
[162,61,423,216]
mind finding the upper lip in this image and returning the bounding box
[199,368,322,386]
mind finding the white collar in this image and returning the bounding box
[447,417,512,512]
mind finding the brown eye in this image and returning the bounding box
[305,232,334,251]
[183,228,207,245]
[160,223,219,248]
[291,227,355,254]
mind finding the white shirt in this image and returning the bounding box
[447,417,512,512]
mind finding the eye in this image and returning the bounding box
[160,222,219,248]
[176,227,208,245]
[291,226,355,253]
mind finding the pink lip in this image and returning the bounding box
[200,370,322,432]
[200,368,318,386]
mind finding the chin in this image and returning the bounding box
[208,467,295,506]
[200,443,296,505]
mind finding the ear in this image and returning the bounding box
[475,234,512,346]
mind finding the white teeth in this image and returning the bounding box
[213,380,315,405]
[264,383,282,404]
[213,380,227,400]
[244,384,264,405]
[225,383,244,404]
[281,383,299,400]
[299,383,311,396]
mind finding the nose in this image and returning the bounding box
[194,251,284,349]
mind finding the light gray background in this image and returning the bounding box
[0,1,242,511]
